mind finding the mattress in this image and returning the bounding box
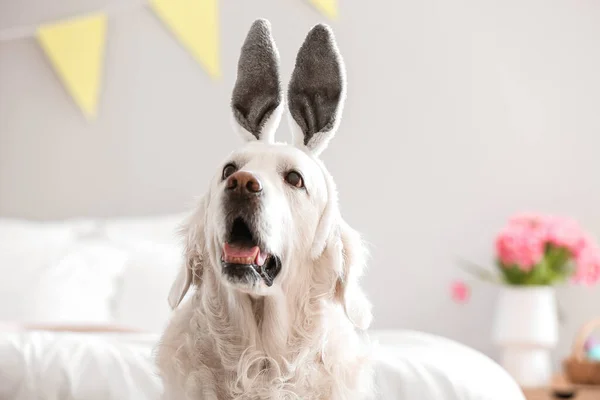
[0,329,525,400]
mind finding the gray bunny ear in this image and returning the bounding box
[231,19,283,142]
[287,24,346,155]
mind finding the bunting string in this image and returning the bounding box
[0,0,337,120]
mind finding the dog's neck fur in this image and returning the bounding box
[201,253,332,358]
[187,249,347,398]
[160,223,372,400]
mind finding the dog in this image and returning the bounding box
[156,19,374,400]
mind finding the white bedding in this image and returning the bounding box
[0,330,525,400]
[0,331,162,400]
[0,217,524,399]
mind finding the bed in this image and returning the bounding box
[0,216,525,400]
[0,329,525,400]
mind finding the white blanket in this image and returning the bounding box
[0,331,162,400]
[0,330,525,400]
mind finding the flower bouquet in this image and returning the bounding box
[461,213,600,388]
[454,212,600,305]
[491,213,600,286]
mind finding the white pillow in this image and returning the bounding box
[24,240,129,324]
[112,243,183,332]
[0,218,127,324]
[0,215,186,327]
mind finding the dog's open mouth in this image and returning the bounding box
[221,218,281,287]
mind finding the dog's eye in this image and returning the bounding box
[222,164,237,180]
[284,171,304,188]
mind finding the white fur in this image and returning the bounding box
[157,21,373,400]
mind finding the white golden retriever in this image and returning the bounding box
[156,19,374,400]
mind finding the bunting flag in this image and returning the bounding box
[150,0,220,78]
[0,1,339,121]
[309,0,338,20]
[36,13,107,120]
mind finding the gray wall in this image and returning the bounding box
[1,0,600,363]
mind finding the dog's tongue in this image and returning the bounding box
[223,243,268,266]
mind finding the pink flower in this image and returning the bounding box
[573,245,600,286]
[546,216,584,254]
[495,222,545,270]
[572,233,594,257]
[450,281,470,303]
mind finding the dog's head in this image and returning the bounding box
[168,20,371,330]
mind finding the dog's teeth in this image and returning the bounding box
[227,256,253,264]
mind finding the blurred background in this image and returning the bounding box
[1,0,599,368]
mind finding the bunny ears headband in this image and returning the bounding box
[231,19,346,156]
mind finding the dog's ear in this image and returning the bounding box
[314,167,372,330]
[231,19,283,143]
[334,220,373,330]
[288,24,346,156]
[168,198,207,310]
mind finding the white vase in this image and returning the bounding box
[492,286,558,388]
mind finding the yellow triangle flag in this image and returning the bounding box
[36,13,107,120]
[150,0,220,78]
[310,0,339,20]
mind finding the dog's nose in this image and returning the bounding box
[226,171,263,194]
